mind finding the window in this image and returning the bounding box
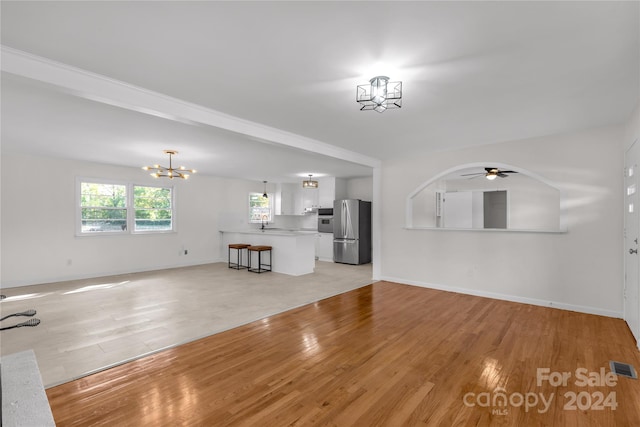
[78,179,174,235]
[249,193,272,223]
[134,186,173,231]
[80,182,128,233]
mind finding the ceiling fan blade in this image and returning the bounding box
[500,170,518,174]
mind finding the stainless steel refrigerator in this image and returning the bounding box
[333,199,372,265]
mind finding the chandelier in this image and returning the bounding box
[142,150,196,179]
[302,174,318,189]
[356,76,402,113]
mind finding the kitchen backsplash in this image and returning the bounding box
[272,214,317,230]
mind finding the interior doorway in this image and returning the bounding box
[624,140,640,348]
[484,190,508,229]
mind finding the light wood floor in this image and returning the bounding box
[0,261,373,387]
[46,281,640,426]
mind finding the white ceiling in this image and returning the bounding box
[1,1,638,183]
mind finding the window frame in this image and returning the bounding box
[76,177,176,236]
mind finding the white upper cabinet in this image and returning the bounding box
[300,187,319,213]
[318,177,346,208]
[276,183,319,215]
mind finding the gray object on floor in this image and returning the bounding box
[0,319,41,331]
[0,309,36,322]
[1,349,56,427]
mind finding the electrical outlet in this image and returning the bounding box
[184,249,188,255]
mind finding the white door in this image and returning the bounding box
[624,140,640,346]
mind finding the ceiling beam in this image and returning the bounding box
[1,46,381,168]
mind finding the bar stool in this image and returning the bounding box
[247,245,272,273]
[228,243,251,270]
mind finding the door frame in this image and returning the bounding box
[624,138,640,350]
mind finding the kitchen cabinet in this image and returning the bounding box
[318,177,347,208]
[275,183,296,215]
[300,187,319,213]
[315,232,334,262]
[276,183,319,215]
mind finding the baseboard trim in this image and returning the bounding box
[1,258,224,289]
[379,275,623,319]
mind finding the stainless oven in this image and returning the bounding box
[317,208,334,233]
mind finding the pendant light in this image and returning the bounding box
[302,174,318,189]
[262,181,268,198]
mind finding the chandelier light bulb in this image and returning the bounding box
[142,150,196,180]
[370,76,388,105]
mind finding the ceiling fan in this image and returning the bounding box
[461,167,519,180]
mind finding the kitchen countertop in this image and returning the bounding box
[219,229,318,236]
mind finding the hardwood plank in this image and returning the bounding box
[46,282,640,426]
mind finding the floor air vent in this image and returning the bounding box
[610,361,638,379]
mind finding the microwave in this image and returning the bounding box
[317,208,334,233]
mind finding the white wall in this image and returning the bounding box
[0,152,265,287]
[381,125,625,317]
[346,176,373,201]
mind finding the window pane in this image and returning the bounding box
[249,193,272,223]
[134,186,173,231]
[81,183,127,207]
[81,207,127,233]
[134,186,172,209]
[80,182,127,233]
[134,219,172,231]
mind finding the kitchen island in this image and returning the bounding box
[220,229,316,276]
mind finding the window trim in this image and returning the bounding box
[76,177,176,236]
